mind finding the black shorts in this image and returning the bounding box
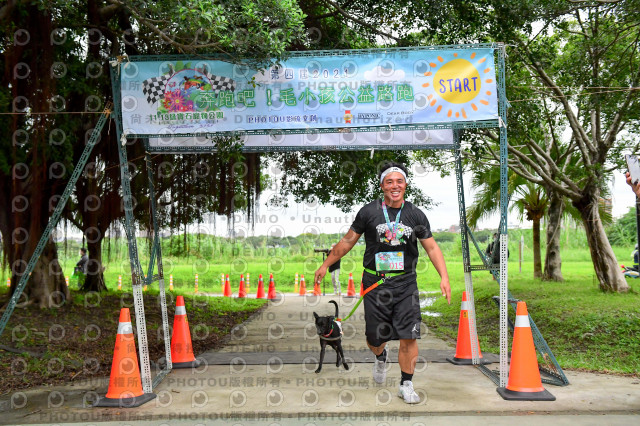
[362,271,422,347]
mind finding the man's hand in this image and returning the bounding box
[440,278,451,304]
[314,265,328,287]
[626,171,640,198]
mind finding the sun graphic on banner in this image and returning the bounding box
[421,52,495,119]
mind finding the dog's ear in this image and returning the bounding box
[313,312,319,319]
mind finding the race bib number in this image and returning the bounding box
[375,251,405,272]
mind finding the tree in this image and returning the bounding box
[429,0,640,291]
[467,167,549,278]
[496,3,638,292]
[266,151,435,212]
[0,0,307,305]
[606,206,638,247]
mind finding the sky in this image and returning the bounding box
[206,168,637,238]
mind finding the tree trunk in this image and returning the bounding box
[532,216,542,278]
[0,2,70,309]
[11,239,69,308]
[543,191,564,281]
[80,239,107,292]
[573,191,629,292]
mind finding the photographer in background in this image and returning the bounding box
[73,247,88,288]
[328,243,341,295]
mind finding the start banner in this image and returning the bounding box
[119,47,498,139]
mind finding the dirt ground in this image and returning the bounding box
[0,291,265,395]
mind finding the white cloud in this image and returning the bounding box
[363,66,406,82]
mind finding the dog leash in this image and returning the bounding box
[337,268,406,322]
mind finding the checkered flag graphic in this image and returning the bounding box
[142,74,171,105]
[141,69,236,105]
[206,73,236,93]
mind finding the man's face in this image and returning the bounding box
[380,171,407,204]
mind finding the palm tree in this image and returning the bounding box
[467,166,612,280]
[467,167,547,278]
[510,183,548,278]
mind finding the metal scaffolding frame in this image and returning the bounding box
[108,43,517,391]
[0,43,567,398]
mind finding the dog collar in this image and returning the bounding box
[322,323,335,338]
[320,321,343,340]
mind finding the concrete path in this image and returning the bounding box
[2,294,639,425]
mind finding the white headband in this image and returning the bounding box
[380,167,407,183]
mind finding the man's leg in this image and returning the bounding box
[397,338,420,403]
[398,339,418,373]
[331,270,339,293]
[367,340,387,356]
[368,339,388,384]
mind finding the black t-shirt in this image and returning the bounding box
[328,251,341,272]
[350,199,432,273]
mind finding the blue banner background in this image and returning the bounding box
[120,48,498,137]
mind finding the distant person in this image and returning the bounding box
[74,247,88,287]
[486,233,498,259]
[625,171,640,198]
[489,232,509,265]
[328,243,341,295]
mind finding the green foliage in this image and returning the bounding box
[264,152,435,212]
[170,0,306,63]
[607,207,638,246]
[427,261,640,375]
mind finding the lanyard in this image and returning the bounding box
[381,200,404,241]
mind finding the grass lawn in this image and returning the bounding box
[0,291,266,394]
[425,261,640,376]
[54,254,640,376]
[2,246,639,387]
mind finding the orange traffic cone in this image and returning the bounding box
[256,274,265,299]
[447,291,488,365]
[94,308,156,407]
[299,274,307,295]
[313,280,321,296]
[497,301,555,401]
[267,273,276,300]
[223,274,232,297]
[238,274,246,298]
[346,273,356,297]
[170,296,201,368]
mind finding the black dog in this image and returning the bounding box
[313,300,349,373]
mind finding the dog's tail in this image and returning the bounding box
[329,300,339,318]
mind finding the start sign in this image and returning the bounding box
[118,46,499,138]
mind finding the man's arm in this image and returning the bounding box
[626,171,640,198]
[314,229,361,284]
[420,237,451,304]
